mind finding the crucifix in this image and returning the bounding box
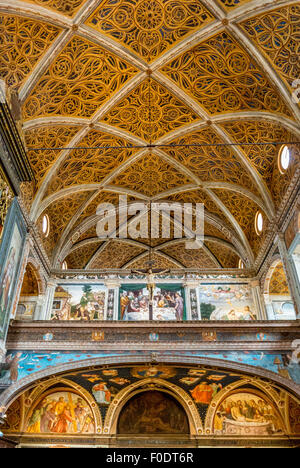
[132,256,170,320]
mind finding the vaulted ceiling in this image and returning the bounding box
[1,0,299,270]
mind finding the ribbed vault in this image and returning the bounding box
[1,0,299,270]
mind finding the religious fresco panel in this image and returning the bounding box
[120,284,185,321]
[51,284,107,321]
[198,284,257,321]
[213,391,284,436]
[3,364,300,445]
[26,390,95,435]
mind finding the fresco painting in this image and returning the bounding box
[199,284,257,321]
[271,301,296,320]
[120,285,185,321]
[118,391,189,434]
[51,284,106,321]
[5,350,300,384]
[0,201,26,341]
[213,392,284,436]
[3,364,300,445]
[26,391,95,434]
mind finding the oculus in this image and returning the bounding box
[278,145,291,174]
[42,214,50,238]
[255,211,264,236]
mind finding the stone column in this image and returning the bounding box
[276,233,300,318]
[250,279,267,320]
[40,281,57,321]
[33,294,47,321]
[104,279,120,321]
[184,281,200,320]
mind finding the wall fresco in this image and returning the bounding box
[3,363,299,446]
[198,284,257,321]
[120,284,185,321]
[3,350,300,385]
[26,390,95,434]
[213,392,284,436]
[51,284,106,321]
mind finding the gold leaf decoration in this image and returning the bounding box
[165,128,258,193]
[204,223,231,243]
[101,78,199,141]
[161,31,292,117]
[23,36,138,120]
[45,131,137,196]
[65,241,103,269]
[129,252,179,269]
[20,263,39,295]
[213,189,267,257]
[73,192,141,230]
[24,126,80,188]
[221,121,300,207]
[240,5,300,88]
[161,242,218,268]
[89,241,146,269]
[216,0,250,10]
[111,152,193,196]
[269,262,290,295]
[205,240,239,268]
[86,0,214,63]
[37,192,93,258]
[166,189,229,224]
[77,226,98,243]
[0,15,61,90]
[23,0,86,17]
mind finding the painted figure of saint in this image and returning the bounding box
[0,247,16,324]
[175,293,184,321]
[191,381,214,404]
[92,382,111,405]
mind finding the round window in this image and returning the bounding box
[42,214,50,237]
[278,145,290,173]
[255,211,264,235]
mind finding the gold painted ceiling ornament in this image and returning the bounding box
[24,126,80,188]
[23,0,86,17]
[217,0,250,10]
[269,262,290,295]
[65,241,103,269]
[161,242,218,269]
[86,0,214,63]
[23,36,138,120]
[111,152,194,197]
[164,127,258,194]
[240,4,300,89]
[0,15,61,90]
[101,78,199,141]
[161,31,292,117]
[89,241,146,269]
[45,130,138,196]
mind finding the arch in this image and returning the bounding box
[1,354,300,413]
[263,256,287,300]
[103,378,203,436]
[19,260,45,296]
[12,377,102,435]
[205,378,289,435]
